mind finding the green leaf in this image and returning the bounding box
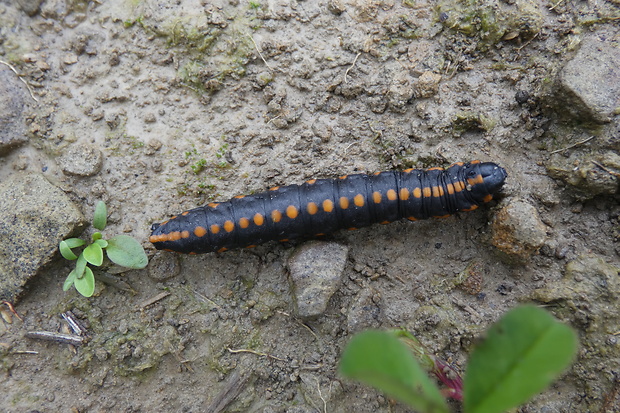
[93,201,107,231]
[59,240,79,260]
[63,269,77,291]
[75,254,87,279]
[94,238,108,248]
[340,330,449,413]
[83,243,104,266]
[106,235,148,269]
[92,231,102,241]
[391,329,436,372]
[464,305,578,413]
[74,266,95,297]
[64,238,86,248]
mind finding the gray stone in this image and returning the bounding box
[491,199,547,264]
[15,0,45,16]
[287,241,348,318]
[147,253,180,281]
[557,36,620,123]
[547,151,619,200]
[0,173,86,302]
[346,288,382,333]
[58,143,104,176]
[532,255,620,331]
[0,66,29,156]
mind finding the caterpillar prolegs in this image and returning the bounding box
[150,161,507,254]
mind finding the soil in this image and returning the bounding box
[1,0,619,412]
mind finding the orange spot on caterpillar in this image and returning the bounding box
[224,220,235,232]
[483,194,493,203]
[168,231,181,241]
[323,199,334,212]
[423,187,432,198]
[339,197,349,209]
[239,217,250,229]
[254,213,264,226]
[387,189,397,201]
[306,179,317,184]
[286,205,298,219]
[372,191,382,204]
[413,188,422,198]
[271,210,282,223]
[307,202,319,215]
[354,194,364,207]
[399,188,409,200]
[210,224,220,234]
[467,174,484,186]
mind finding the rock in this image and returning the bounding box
[287,241,348,318]
[15,0,45,16]
[0,173,86,303]
[0,66,29,156]
[414,71,442,99]
[58,143,104,176]
[532,255,620,332]
[491,199,547,264]
[327,0,346,15]
[556,36,620,124]
[547,152,619,200]
[437,0,543,49]
[147,253,180,281]
[387,70,414,112]
[346,288,382,333]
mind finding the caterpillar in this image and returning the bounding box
[150,161,507,254]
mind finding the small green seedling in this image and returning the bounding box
[59,201,148,297]
[340,305,578,413]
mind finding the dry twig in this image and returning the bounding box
[138,291,171,310]
[25,331,85,346]
[344,52,361,83]
[0,59,39,102]
[227,347,286,361]
[549,136,595,154]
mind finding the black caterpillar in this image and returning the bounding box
[150,161,507,254]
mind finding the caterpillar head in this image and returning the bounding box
[464,161,507,203]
